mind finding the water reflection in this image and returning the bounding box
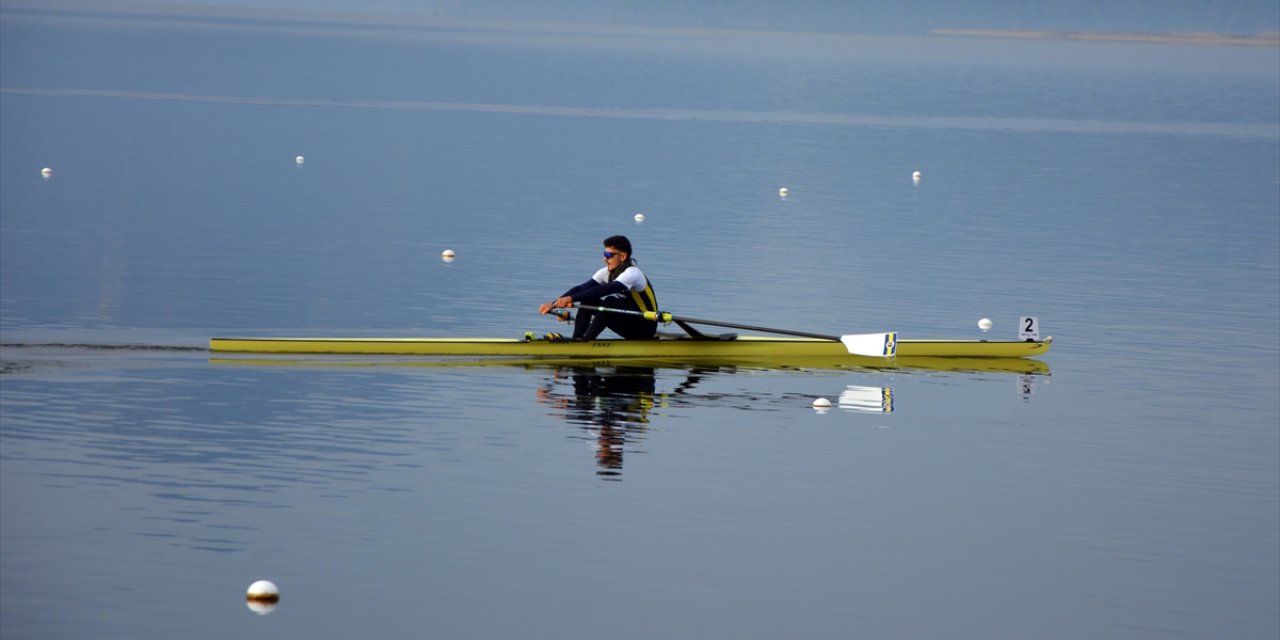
[535,365,675,479]
[838,385,894,413]
[529,366,711,481]
[205,354,1050,375]
[245,600,277,616]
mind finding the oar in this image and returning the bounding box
[571,304,897,357]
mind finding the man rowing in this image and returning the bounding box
[538,235,659,341]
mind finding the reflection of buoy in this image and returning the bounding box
[634,213,645,223]
[40,167,53,178]
[295,155,305,165]
[778,187,789,197]
[247,600,278,615]
[978,318,992,331]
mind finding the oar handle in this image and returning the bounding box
[574,304,670,323]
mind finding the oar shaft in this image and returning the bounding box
[574,304,839,341]
[666,316,840,341]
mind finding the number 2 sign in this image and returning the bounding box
[1019,316,1040,341]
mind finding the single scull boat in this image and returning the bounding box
[208,334,1052,359]
[210,305,1052,363]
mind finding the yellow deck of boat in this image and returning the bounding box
[209,335,1053,359]
[210,354,1050,375]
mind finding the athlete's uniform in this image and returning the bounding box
[560,261,658,340]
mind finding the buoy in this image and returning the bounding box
[978,318,992,331]
[246,580,279,602]
[778,187,789,197]
[812,397,832,408]
[912,170,921,181]
[634,213,645,223]
[295,155,305,165]
[40,167,52,178]
[441,249,456,262]
[245,579,278,615]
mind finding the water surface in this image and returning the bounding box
[2,6,1277,639]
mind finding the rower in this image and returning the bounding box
[538,235,658,341]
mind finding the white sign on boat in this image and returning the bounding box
[1019,316,1040,341]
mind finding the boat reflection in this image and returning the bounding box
[207,357,1049,475]
[208,354,1049,375]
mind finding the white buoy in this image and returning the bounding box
[812,397,832,408]
[912,170,921,181]
[295,155,305,165]
[441,249,456,263]
[978,318,992,331]
[778,187,789,197]
[634,213,645,223]
[40,167,53,178]
[246,579,278,615]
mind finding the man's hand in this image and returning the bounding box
[539,296,574,314]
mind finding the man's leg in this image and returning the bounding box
[573,307,610,341]
[604,312,657,339]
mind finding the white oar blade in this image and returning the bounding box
[840,332,897,357]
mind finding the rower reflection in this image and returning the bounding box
[537,366,693,479]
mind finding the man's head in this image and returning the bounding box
[603,235,632,267]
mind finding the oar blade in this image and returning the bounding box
[840,332,898,357]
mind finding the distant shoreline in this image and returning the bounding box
[933,29,1280,47]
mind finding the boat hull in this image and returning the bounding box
[209,335,1052,359]
[209,354,1049,374]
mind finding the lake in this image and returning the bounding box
[1,5,1278,639]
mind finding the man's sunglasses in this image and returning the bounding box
[603,251,618,258]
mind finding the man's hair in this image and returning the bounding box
[603,235,633,255]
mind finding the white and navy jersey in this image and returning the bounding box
[563,264,658,313]
[593,265,657,313]
[591,265,646,292]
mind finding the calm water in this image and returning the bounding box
[2,5,1278,639]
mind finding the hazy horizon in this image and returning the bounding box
[4,0,1277,36]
